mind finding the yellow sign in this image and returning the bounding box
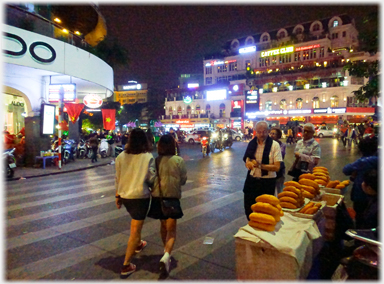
[291,117,306,122]
[261,46,294,58]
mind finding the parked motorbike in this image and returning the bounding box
[77,139,87,159]
[52,139,75,164]
[114,145,124,157]
[3,148,16,178]
[99,138,111,158]
[332,228,380,280]
[85,140,93,159]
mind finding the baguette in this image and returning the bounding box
[255,194,280,206]
[277,191,299,199]
[248,220,275,232]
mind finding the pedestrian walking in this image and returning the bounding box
[288,123,321,181]
[286,128,294,145]
[344,124,357,149]
[269,127,286,195]
[342,136,378,229]
[169,128,180,155]
[242,121,283,220]
[89,134,99,163]
[146,128,154,150]
[147,134,187,275]
[115,128,156,276]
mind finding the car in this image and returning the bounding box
[315,126,335,138]
[229,129,243,141]
[184,130,211,144]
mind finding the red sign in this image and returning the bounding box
[346,107,375,113]
[295,44,320,52]
[176,120,190,124]
[101,109,116,130]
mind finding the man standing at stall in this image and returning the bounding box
[242,121,283,220]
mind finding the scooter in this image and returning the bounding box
[114,145,124,157]
[52,139,73,164]
[77,139,87,159]
[332,228,380,280]
[3,148,16,178]
[222,133,233,149]
[85,140,93,159]
[99,138,110,158]
[201,136,210,157]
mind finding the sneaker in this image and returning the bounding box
[159,253,171,275]
[135,240,147,253]
[121,263,136,276]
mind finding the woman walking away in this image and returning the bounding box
[270,127,286,195]
[147,134,187,275]
[115,128,156,276]
[89,134,99,163]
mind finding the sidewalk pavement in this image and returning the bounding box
[6,155,115,181]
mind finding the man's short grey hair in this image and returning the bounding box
[255,121,269,130]
[304,123,315,132]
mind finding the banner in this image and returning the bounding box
[64,103,84,124]
[102,109,116,130]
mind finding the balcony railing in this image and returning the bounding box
[5,4,90,50]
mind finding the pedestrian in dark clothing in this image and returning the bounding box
[169,128,180,156]
[146,129,154,150]
[360,169,378,230]
[89,134,99,163]
[122,132,129,150]
[343,136,378,229]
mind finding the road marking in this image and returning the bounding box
[7,191,243,279]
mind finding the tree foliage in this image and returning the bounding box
[143,88,166,121]
[343,11,379,101]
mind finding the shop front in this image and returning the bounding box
[161,118,210,132]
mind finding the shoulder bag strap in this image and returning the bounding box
[155,156,163,198]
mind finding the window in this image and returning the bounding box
[333,20,339,27]
[280,99,287,110]
[320,47,325,58]
[279,31,285,38]
[313,23,320,31]
[219,103,226,117]
[295,28,303,34]
[303,50,309,60]
[246,38,253,45]
[312,97,320,109]
[342,31,346,37]
[331,96,339,107]
[259,58,266,67]
[294,52,301,62]
[186,105,191,114]
[129,99,135,103]
[280,54,291,64]
[228,62,237,71]
[296,98,303,109]
[231,41,239,49]
[138,98,146,102]
[332,33,338,39]
[272,55,277,65]
[265,100,272,111]
[169,106,173,113]
[313,48,316,59]
[205,77,212,84]
[262,35,269,42]
[205,66,212,74]
[177,106,182,114]
[206,104,211,112]
[245,60,251,69]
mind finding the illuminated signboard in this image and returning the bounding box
[246,90,258,103]
[245,109,312,118]
[83,94,103,108]
[260,46,294,57]
[313,107,346,114]
[245,90,260,115]
[40,104,56,135]
[205,59,236,67]
[48,84,76,102]
[176,120,190,124]
[183,96,192,104]
[295,44,320,52]
[206,89,227,101]
[239,46,256,53]
[123,84,142,90]
[233,101,241,109]
[187,83,199,88]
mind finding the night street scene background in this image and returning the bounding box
[2,1,381,281]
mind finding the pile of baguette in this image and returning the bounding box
[298,173,321,199]
[278,181,305,209]
[248,194,283,232]
[298,201,322,215]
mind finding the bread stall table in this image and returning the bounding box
[234,213,325,280]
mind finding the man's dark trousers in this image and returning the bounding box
[243,177,276,220]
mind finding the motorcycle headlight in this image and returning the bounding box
[224,134,228,138]
[212,133,218,138]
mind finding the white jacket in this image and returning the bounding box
[115,152,155,199]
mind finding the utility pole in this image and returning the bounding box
[58,86,64,169]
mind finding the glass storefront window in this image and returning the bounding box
[4,94,26,135]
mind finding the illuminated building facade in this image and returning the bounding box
[114,82,148,105]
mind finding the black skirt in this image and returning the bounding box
[147,197,184,220]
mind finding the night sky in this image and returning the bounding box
[98,3,379,91]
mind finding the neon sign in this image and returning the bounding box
[123,84,142,90]
[183,96,192,104]
[206,89,226,101]
[261,46,294,57]
[239,46,256,53]
[83,94,103,108]
[187,83,199,88]
[313,107,346,114]
[295,44,320,52]
[205,59,236,66]
[176,120,190,124]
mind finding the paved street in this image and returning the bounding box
[4,138,360,280]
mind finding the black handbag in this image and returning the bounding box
[155,157,182,219]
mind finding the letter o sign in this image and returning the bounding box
[29,42,56,63]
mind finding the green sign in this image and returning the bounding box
[183,96,192,104]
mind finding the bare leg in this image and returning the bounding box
[164,219,177,254]
[123,219,144,265]
[160,220,167,247]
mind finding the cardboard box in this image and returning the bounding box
[319,193,343,241]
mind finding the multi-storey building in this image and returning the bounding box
[114,82,148,105]
[162,14,377,131]
[3,3,114,164]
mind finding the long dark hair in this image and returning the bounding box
[125,128,151,154]
[157,134,176,156]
